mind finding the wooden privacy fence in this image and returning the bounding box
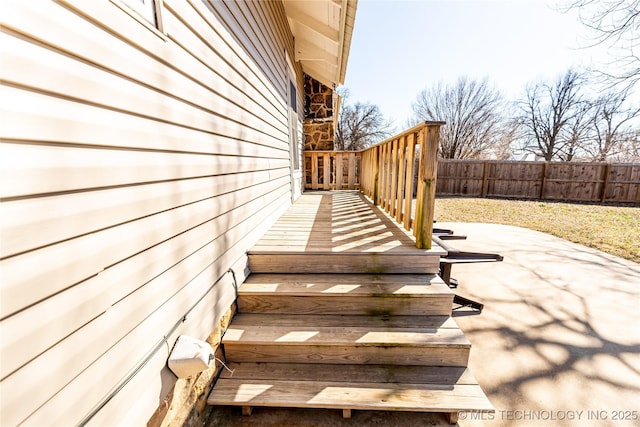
[437,160,640,203]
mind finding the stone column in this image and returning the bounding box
[303,74,335,151]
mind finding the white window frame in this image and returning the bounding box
[113,0,163,32]
[286,52,303,201]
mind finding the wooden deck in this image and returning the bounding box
[207,191,492,423]
[248,191,445,274]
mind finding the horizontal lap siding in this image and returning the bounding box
[0,0,296,425]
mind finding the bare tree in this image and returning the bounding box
[335,91,393,151]
[411,77,505,159]
[565,0,640,92]
[492,121,519,160]
[558,100,593,161]
[585,91,640,160]
[613,129,640,161]
[515,69,587,161]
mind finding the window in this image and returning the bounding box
[289,80,300,170]
[289,80,297,114]
[118,0,161,29]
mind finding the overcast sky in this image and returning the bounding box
[341,0,619,129]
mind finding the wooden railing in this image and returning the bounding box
[304,151,362,190]
[360,122,444,249]
[303,122,444,249]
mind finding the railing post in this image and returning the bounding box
[348,152,356,189]
[311,152,319,190]
[403,133,416,231]
[395,136,406,224]
[372,145,380,205]
[380,143,389,208]
[336,152,344,190]
[414,122,444,249]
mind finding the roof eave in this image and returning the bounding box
[284,0,358,88]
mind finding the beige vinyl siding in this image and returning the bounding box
[0,0,299,425]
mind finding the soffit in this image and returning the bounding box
[283,0,357,88]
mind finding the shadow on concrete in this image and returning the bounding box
[438,222,640,427]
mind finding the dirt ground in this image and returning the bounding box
[207,407,451,427]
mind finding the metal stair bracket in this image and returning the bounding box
[432,228,504,312]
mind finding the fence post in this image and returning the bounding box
[481,161,489,197]
[415,121,445,249]
[539,161,548,200]
[600,162,612,203]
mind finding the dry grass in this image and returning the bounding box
[434,197,640,263]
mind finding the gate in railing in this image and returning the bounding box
[303,122,444,249]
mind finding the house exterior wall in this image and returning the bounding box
[0,0,302,425]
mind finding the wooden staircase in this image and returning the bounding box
[207,193,493,424]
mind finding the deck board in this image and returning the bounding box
[222,325,470,347]
[240,273,451,295]
[250,191,446,257]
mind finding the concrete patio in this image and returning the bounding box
[441,222,640,427]
[207,221,640,426]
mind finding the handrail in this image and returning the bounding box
[360,121,445,249]
[366,121,445,151]
[302,121,444,249]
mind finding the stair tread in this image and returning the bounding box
[219,363,479,384]
[231,314,460,329]
[207,379,493,412]
[250,246,428,253]
[249,247,443,255]
[245,273,441,284]
[222,324,470,347]
[240,274,451,296]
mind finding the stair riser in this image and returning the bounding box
[224,344,470,367]
[238,295,453,316]
[248,254,440,274]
